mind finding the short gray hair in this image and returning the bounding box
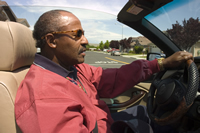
[33,9,71,48]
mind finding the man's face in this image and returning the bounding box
[53,12,88,68]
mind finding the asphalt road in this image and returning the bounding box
[84,51,138,69]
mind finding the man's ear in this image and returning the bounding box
[45,33,56,48]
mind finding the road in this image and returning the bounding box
[84,51,138,69]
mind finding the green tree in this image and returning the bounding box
[99,41,104,50]
[104,40,110,49]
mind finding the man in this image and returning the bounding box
[15,10,193,133]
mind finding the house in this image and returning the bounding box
[148,43,163,53]
[190,40,200,57]
[130,36,162,53]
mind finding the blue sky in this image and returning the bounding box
[5,0,142,45]
[6,0,126,15]
[145,0,200,30]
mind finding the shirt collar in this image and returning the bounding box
[33,53,77,79]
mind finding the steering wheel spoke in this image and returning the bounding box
[152,103,162,117]
[152,79,162,88]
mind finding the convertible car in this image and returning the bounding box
[0,0,200,132]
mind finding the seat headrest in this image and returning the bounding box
[0,21,36,71]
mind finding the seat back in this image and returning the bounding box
[0,21,36,133]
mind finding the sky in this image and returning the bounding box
[4,0,200,45]
[4,0,142,45]
[145,0,200,30]
[6,0,126,15]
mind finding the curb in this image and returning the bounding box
[121,55,146,60]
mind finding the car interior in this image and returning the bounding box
[1,0,200,132]
[0,21,36,133]
[103,0,200,132]
[116,0,200,132]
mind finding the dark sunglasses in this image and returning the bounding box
[41,29,84,40]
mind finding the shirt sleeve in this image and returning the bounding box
[16,98,90,133]
[97,59,160,98]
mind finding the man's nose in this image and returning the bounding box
[81,35,88,45]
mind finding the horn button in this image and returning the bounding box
[155,79,185,107]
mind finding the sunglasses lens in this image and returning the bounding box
[77,30,83,37]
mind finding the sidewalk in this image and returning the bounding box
[121,54,147,60]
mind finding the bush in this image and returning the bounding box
[128,50,135,54]
[145,49,148,54]
[134,46,143,54]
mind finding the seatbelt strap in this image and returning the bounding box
[93,121,98,133]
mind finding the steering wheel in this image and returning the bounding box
[147,59,199,126]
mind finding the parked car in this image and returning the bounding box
[107,49,113,53]
[103,49,108,52]
[111,49,120,56]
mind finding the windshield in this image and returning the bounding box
[2,5,140,46]
[145,0,200,57]
[1,0,200,58]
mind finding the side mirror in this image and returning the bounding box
[147,53,166,61]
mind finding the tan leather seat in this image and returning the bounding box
[0,21,36,133]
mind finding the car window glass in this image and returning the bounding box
[145,0,200,57]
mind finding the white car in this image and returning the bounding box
[111,50,121,56]
[103,49,108,52]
